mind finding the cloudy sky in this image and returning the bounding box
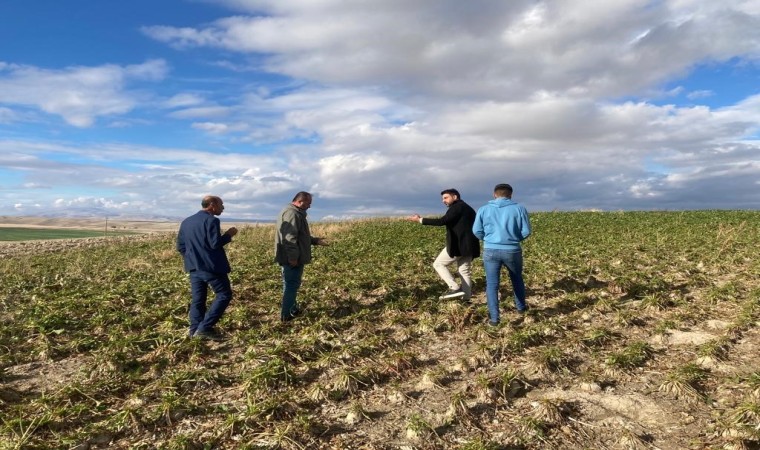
[1,0,759,220]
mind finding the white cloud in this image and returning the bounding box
[164,93,206,108]
[143,1,760,101]
[168,106,233,119]
[192,122,231,134]
[21,182,50,189]
[0,106,17,123]
[687,89,714,100]
[0,137,305,218]
[0,59,168,127]
[141,25,222,50]
[4,1,760,218]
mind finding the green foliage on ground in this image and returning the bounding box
[1,211,759,449]
[0,227,136,241]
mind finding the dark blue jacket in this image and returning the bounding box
[176,211,232,274]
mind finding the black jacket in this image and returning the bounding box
[421,200,480,258]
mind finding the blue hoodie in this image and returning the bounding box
[472,197,531,251]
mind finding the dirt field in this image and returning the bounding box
[2,213,759,449]
[0,216,254,258]
[0,216,178,258]
[0,216,181,233]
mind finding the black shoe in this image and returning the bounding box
[281,314,295,323]
[488,320,500,327]
[439,289,465,300]
[517,306,530,314]
[193,329,225,341]
[290,305,303,317]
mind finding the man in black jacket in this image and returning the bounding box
[177,195,238,340]
[407,188,480,300]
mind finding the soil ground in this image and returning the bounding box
[2,215,759,449]
[0,216,181,233]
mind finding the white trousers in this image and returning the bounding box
[432,247,473,299]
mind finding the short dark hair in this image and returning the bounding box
[292,191,312,202]
[440,188,460,198]
[493,184,513,197]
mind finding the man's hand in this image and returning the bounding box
[315,237,329,246]
[225,227,239,237]
[405,214,421,222]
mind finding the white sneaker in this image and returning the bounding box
[439,289,465,300]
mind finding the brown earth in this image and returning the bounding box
[0,216,252,258]
[0,216,181,233]
[0,216,178,258]
[5,286,759,449]
[2,218,759,449]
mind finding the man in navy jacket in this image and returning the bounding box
[407,188,480,300]
[177,195,238,340]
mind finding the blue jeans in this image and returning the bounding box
[483,248,527,323]
[189,271,232,334]
[281,264,304,319]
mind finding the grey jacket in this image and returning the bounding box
[274,203,319,266]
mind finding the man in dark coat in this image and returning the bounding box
[177,195,238,340]
[274,191,328,322]
[407,188,480,300]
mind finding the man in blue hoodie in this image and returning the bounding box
[472,183,531,326]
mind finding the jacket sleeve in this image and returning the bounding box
[472,208,485,240]
[176,228,186,254]
[206,217,232,249]
[519,207,532,241]
[279,209,300,261]
[421,203,459,226]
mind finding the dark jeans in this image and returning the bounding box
[483,248,527,323]
[189,271,232,334]
[281,264,304,319]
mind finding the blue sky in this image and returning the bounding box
[1,0,759,220]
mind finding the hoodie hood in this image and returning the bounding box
[488,197,515,208]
